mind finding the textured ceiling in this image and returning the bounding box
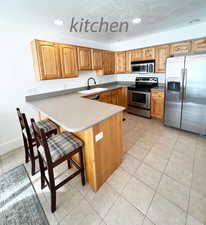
[1,0,206,43]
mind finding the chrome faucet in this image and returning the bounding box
[87,77,96,90]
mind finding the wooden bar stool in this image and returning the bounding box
[31,118,85,213]
[16,108,58,175]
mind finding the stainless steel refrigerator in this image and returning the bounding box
[164,53,206,135]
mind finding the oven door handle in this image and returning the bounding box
[128,90,150,95]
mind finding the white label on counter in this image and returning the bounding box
[95,132,103,142]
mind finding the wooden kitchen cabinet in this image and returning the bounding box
[111,95,119,105]
[170,41,191,55]
[92,49,103,70]
[31,40,62,80]
[192,38,206,53]
[102,51,115,75]
[111,89,120,105]
[125,51,132,73]
[118,88,128,108]
[99,90,112,103]
[143,47,155,60]
[131,49,143,61]
[151,90,164,120]
[115,52,126,74]
[155,45,170,73]
[59,44,78,78]
[77,47,92,70]
[85,88,127,108]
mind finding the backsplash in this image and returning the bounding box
[26,72,165,96]
[116,73,165,84]
[26,71,118,95]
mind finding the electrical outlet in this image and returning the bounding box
[95,132,103,142]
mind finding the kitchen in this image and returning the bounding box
[1,1,206,225]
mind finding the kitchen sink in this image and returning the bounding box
[78,88,108,95]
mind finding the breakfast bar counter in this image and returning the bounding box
[26,83,126,191]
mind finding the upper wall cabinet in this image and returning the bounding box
[92,49,103,70]
[77,47,92,70]
[143,47,155,60]
[125,51,132,73]
[31,40,62,80]
[170,41,191,55]
[102,51,115,75]
[192,38,206,53]
[59,44,78,78]
[131,49,143,61]
[155,45,170,73]
[115,52,126,74]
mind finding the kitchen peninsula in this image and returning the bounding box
[26,84,126,191]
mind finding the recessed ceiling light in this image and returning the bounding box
[189,19,200,24]
[132,18,142,24]
[54,19,64,26]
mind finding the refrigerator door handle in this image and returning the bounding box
[181,68,185,85]
[183,69,188,99]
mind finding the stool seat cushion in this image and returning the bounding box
[30,119,58,139]
[39,132,83,162]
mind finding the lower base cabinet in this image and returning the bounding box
[151,90,164,120]
[86,87,128,109]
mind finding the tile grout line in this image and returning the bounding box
[99,144,154,225]
[141,135,179,225]
[184,138,198,225]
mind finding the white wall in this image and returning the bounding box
[110,22,206,51]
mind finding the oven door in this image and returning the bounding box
[128,90,151,109]
[132,64,148,73]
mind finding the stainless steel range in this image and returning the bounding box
[128,77,158,118]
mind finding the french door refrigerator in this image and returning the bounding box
[164,53,206,135]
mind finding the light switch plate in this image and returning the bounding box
[95,132,103,142]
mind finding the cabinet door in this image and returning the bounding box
[77,47,92,70]
[118,88,128,108]
[31,40,61,80]
[151,91,164,119]
[103,51,115,75]
[143,47,155,60]
[59,44,78,78]
[115,52,126,74]
[192,38,206,53]
[155,45,170,73]
[111,95,119,105]
[131,49,143,61]
[125,51,132,73]
[92,49,103,70]
[170,41,191,55]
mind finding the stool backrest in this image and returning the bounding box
[16,108,32,142]
[31,118,53,164]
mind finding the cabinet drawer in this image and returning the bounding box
[152,90,164,98]
[100,90,112,98]
[111,88,120,95]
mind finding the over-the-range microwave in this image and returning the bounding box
[131,60,155,73]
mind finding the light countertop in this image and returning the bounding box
[26,82,127,132]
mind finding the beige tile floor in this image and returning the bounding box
[1,113,206,225]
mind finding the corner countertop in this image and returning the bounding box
[26,82,130,133]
